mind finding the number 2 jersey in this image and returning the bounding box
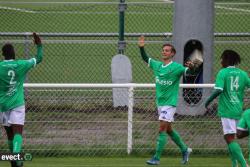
[0,58,37,112]
[214,66,250,119]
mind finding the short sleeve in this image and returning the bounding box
[177,64,187,76]
[20,58,36,73]
[148,58,162,71]
[214,70,224,91]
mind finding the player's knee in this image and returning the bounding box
[159,122,170,132]
[166,128,173,134]
[159,126,166,132]
[224,134,235,144]
[11,124,23,135]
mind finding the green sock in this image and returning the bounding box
[169,130,187,153]
[153,132,167,160]
[228,142,247,167]
[13,134,23,153]
[227,145,238,167]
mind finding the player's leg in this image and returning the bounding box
[2,111,14,152]
[1,111,17,167]
[228,142,239,167]
[167,127,192,164]
[226,134,247,167]
[146,121,168,165]
[146,106,172,165]
[227,140,239,167]
[222,118,247,167]
[4,126,17,167]
[9,106,25,167]
[163,106,192,164]
[167,128,187,153]
[12,124,23,153]
[4,126,14,151]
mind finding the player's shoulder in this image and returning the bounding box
[218,68,227,73]
[217,67,232,76]
[150,58,163,65]
[171,61,184,68]
[17,59,35,64]
[236,68,248,76]
[0,60,18,66]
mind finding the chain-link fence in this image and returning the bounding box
[0,1,250,157]
[0,84,249,157]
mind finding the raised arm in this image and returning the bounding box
[138,36,149,63]
[33,32,43,64]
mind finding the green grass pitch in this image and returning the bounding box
[1,157,233,167]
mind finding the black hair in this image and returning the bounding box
[162,43,176,54]
[2,43,15,60]
[221,50,241,67]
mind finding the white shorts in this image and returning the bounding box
[221,118,238,135]
[0,105,25,126]
[158,106,176,122]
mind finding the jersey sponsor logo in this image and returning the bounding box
[155,76,173,86]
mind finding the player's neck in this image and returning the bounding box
[162,58,172,65]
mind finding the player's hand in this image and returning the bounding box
[33,32,42,45]
[138,36,145,48]
[184,60,194,68]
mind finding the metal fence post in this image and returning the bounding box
[118,0,127,54]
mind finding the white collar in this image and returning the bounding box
[162,61,173,68]
[227,66,235,68]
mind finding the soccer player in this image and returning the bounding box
[237,109,250,164]
[0,33,43,167]
[205,50,250,167]
[138,36,193,165]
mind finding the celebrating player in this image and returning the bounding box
[138,36,194,165]
[205,50,250,167]
[0,33,43,167]
[237,109,250,163]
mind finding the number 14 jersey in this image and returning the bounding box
[214,66,250,119]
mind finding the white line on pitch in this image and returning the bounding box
[0,5,36,13]
[215,5,250,13]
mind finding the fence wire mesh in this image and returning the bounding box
[0,85,249,156]
[0,1,250,157]
[0,35,249,83]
